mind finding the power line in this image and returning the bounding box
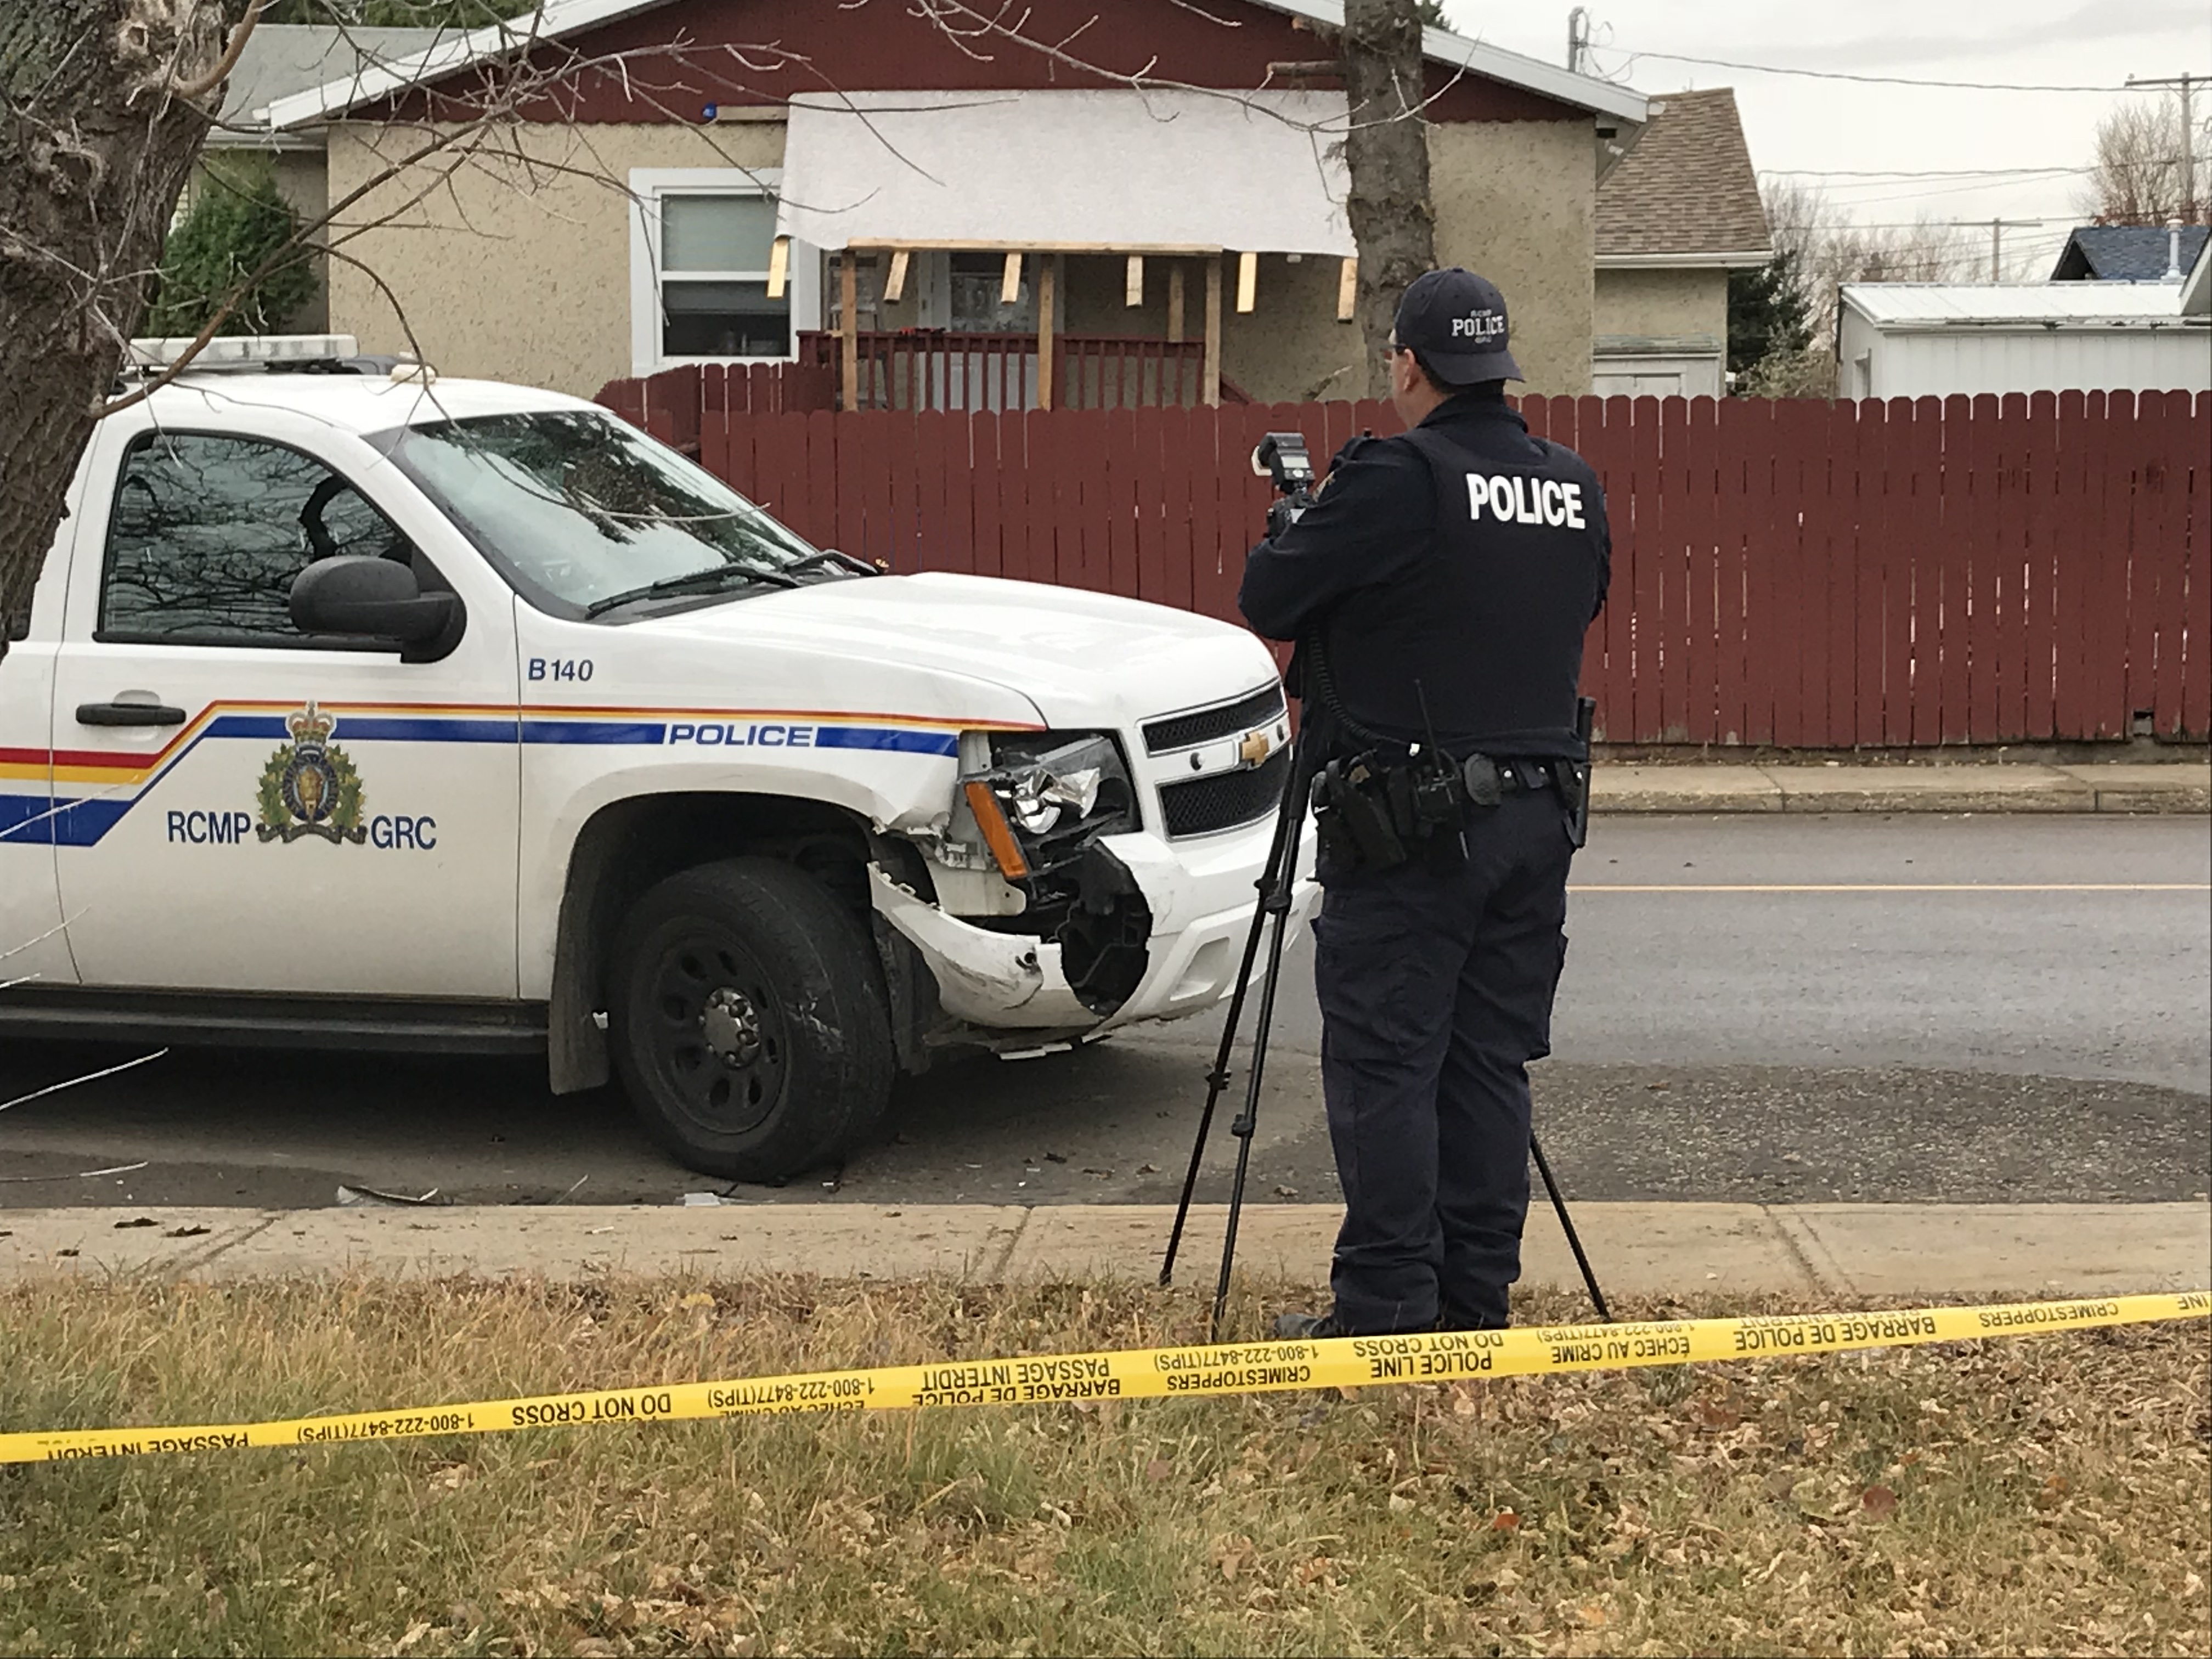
[1761,165,2092,179]
[1604,44,2141,94]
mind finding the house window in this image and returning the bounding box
[949,252,1036,332]
[660,194,785,357]
[629,169,815,374]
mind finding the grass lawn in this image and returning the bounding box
[1,1275,2205,1657]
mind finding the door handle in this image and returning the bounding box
[76,699,187,727]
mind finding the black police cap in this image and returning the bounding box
[1394,268,1523,383]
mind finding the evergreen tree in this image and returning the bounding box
[1727,247,1812,388]
[147,160,317,337]
[1414,1,1453,26]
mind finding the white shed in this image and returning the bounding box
[1835,280,2210,399]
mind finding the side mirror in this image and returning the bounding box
[291,556,460,657]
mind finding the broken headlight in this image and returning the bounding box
[957,731,1139,879]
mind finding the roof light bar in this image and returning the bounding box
[127,335,360,370]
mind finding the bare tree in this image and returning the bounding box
[1742,178,1981,397]
[1341,0,1436,396]
[2078,92,2207,225]
[0,0,262,649]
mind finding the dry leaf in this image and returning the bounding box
[1861,1483,1899,1520]
[678,1291,715,1310]
[1214,1536,1253,1581]
[1145,1458,1173,1483]
[1491,1509,1521,1532]
[1387,1493,1414,1514]
[392,1622,433,1654]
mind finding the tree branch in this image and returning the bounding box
[173,1,268,103]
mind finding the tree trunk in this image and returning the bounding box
[1339,0,1436,399]
[0,1,244,650]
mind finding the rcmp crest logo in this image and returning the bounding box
[255,702,366,844]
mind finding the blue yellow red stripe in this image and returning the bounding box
[0,701,1037,847]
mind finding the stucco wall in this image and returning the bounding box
[1427,120,1595,397]
[1594,266,1726,342]
[325,114,1600,403]
[325,121,786,397]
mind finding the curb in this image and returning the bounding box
[4,1201,2207,1302]
[1593,762,2210,815]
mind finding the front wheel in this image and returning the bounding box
[608,857,894,1181]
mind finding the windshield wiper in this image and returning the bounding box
[782,548,880,578]
[584,562,798,618]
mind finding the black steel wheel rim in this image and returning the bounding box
[644,927,789,1137]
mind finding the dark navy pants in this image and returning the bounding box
[1311,788,1575,1333]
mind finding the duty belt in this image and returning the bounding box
[1309,749,1581,873]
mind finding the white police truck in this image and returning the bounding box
[0,338,1305,1181]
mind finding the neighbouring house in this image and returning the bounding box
[1836,243,2212,399]
[1590,86,1771,398]
[198,21,442,331]
[257,0,1647,407]
[2051,223,2210,283]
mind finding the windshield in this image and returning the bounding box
[380,409,832,614]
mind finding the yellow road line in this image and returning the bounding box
[3,1291,2203,1465]
[1568,883,2212,893]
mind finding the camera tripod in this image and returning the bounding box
[1156,726,1615,1341]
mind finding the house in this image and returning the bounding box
[1836,261,2212,400]
[198,21,442,331]
[258,0,1647,406]
[2051,223,2210,283]
[1591,86,1771,397]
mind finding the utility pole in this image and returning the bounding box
[1985,218,2041,282]
[1567,7,1589,75]
[2126,72,2203,221]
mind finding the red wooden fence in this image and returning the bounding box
[621,388,2211,746]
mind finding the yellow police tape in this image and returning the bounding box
[5,1290,2204,1465]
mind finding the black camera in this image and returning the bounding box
[1252,432,1316,539]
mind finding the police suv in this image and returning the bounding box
[0,338,1303,1181]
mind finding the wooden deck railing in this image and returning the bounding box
[796,331,1233,411]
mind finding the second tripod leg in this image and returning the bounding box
[1207,783,1308,1342]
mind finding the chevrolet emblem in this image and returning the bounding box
[1238,729,1274,768]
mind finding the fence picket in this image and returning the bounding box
[2140,391,2189,737]
[1932,395,1973,743]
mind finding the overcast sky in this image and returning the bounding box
[1436,0,2212,276]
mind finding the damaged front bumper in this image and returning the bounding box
[867,809,1319,1047]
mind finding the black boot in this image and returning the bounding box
[1272,1308,1348,1340]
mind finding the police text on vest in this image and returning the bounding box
[1465,473,1584,529]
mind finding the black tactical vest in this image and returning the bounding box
[1316,419,1610,761]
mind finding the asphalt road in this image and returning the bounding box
[2,815,2205,1211]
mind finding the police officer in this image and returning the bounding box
[1239,268,1611,1338]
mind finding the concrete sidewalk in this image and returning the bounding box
[3,1200,2205,1302]
[1594,760,2209,814]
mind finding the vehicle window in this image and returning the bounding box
[380,409,835,614]
[100,432,413,645]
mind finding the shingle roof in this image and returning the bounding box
[2051,224,2210,283]
[1596,87,1770,260]
[217,22,444,127]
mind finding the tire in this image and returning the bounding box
[608,857,894,1182]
